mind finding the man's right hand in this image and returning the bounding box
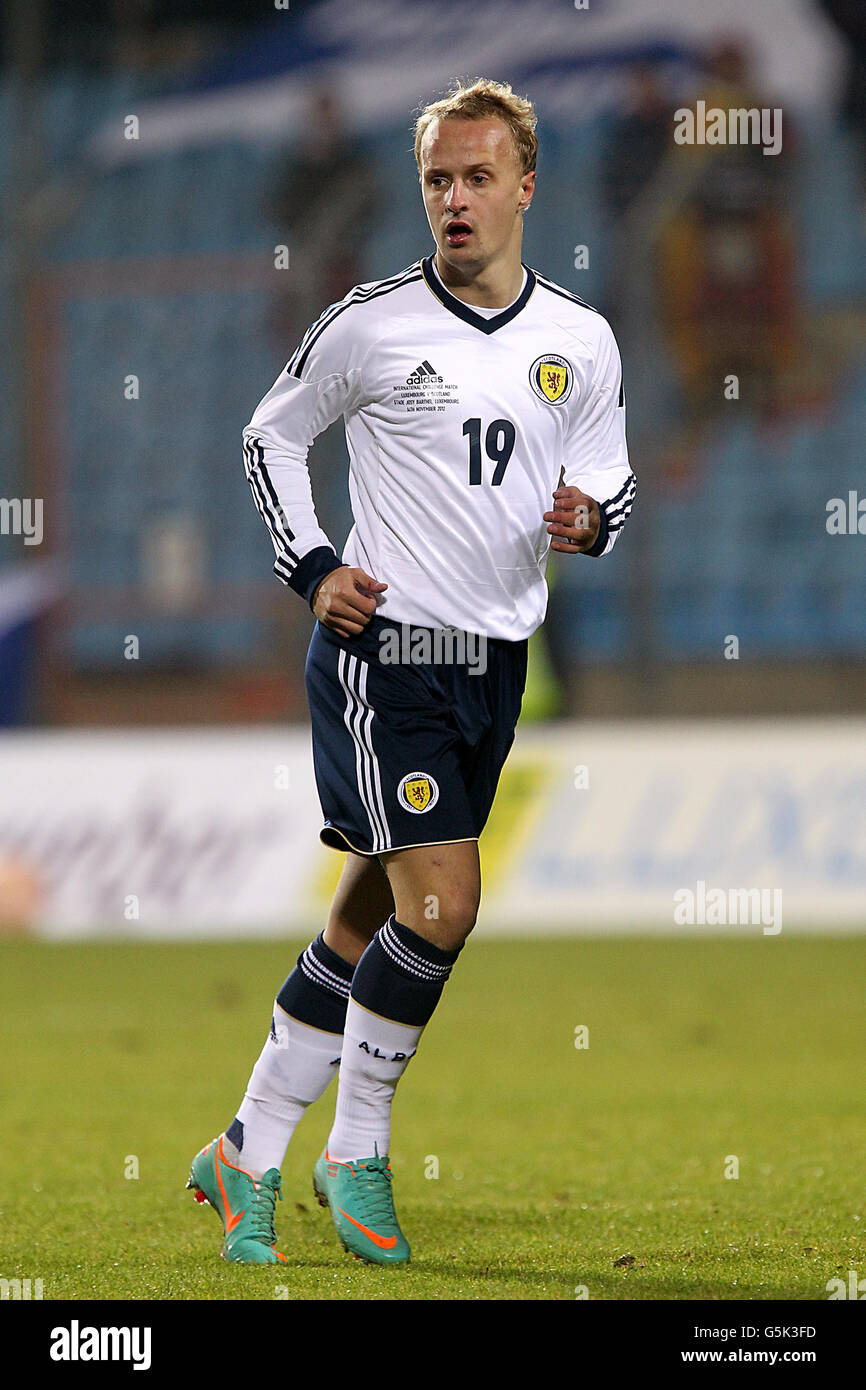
[312,566,388,638]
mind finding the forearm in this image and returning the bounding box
[581,470,636,557]
[242,428,342,603]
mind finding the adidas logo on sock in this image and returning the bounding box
[406,360,444,385]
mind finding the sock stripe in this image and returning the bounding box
[277,934,355,1032]
[380,917,453,983]
[300,945,352,999]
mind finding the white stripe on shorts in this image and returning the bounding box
[337,649,392,852]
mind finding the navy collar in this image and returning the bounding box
[422,255,536,335]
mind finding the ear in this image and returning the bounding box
[518,169,536,213]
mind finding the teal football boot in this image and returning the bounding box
[313,1146,410,1265]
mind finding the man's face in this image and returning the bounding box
[419,116,534,273]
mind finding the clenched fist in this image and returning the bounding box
[311,566,388,638]
[543,485,601,553]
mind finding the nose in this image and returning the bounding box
[445,182,468,212]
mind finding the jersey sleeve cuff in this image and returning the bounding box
[581,501,609,557]
[278,546,344,607]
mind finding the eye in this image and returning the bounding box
[472,174,487,184]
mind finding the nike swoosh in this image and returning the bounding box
[216,1139,245,1235]
[337,1207,397,1249]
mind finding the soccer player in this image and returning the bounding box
[187,79,636,1266]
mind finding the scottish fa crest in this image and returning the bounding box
[530,353,573,405]
[397,771,440,814]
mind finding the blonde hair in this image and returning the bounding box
[413,78,538,176]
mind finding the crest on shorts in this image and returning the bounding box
[530,354,573,405]
[397,771,440,814]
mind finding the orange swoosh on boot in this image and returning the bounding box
[216,1139,245,1234]
[336,1207,397,1249]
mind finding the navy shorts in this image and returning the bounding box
[304,615,528,856]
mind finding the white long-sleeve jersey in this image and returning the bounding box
[243,255,636,641]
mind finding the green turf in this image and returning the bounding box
[1,934,864,1300]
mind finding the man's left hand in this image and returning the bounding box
[543,486,601,552]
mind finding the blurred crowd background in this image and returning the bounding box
[1,0,864,728]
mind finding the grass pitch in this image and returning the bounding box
[1,933,863,1301]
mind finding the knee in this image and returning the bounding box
[418,887,479,953]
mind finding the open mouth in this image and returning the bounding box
[445,221,472,247]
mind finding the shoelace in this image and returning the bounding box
[247,1173,283,1245]
[356,1157,397,1228]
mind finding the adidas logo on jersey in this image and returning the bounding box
[406,360,443,385]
